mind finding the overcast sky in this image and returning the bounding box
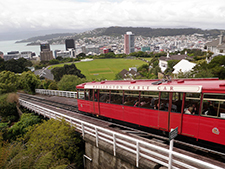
[0,0,225,34]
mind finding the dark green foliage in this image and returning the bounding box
[0,71,19,94]
[0,118,84,169]
[57,75,87,91]
[23,119,84,167]
[56,56,63,61]
[19,71,41,94]
[0,94,19,124]
[39,79,55,89]
[164,60,179,74]
[77,52,86,58]
[51,63,86,82]
[7,113,43,141]
[48,81,58,90]
[49,59,60,65]
[4,58,32,73]
[208,55,225,79]
[0,57,5,71]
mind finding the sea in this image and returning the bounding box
[0,40,66,57]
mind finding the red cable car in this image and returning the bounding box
[76,78,225,146]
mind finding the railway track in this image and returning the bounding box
[18,93,225,163]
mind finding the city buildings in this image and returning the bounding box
[3,51,20,61]
[40,42,54,61]
[206,32,225,55]
[65,39,76,57]
[124,31,135,55]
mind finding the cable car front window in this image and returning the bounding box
[77,89,85,100]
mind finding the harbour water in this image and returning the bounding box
[0,40,65,56]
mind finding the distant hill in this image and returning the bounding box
[16,27,224,44]
[16,33,77,43]
[97,26,222,37]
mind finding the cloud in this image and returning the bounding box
[0,0,225,33]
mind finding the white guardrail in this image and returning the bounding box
[20,96,224,169]
[35,89,78,98]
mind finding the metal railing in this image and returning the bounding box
[19,99,224,169]
[35,89,77,98]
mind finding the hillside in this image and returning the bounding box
[16,32,77,43]
[16,27,224,45]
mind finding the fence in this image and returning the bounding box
[35,89,78,98]
[19,99,224,169]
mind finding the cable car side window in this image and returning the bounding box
[201,94,225,118]
[140,91,159,109]
[184,93,200,115]
[111,90,123,105]
[99,90,110,103]
[171,92,183,113]
[77,89,85,100]
[84,89,89,100]
[158,92,169,111]
[124,91,139,106]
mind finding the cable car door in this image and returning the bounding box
[169,92,183,133]
[158,92,169,131]
[92,89,100,115]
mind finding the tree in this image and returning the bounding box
[24,119,83,166]
[49,59,60,65]
[19,71,41,94]
[51,64,86,82]
[0,57,5,71]
[0,71,19,94]
[192,61,214,78]
[57,75,87,91]
[2,119,84,168]
[0,93,19,125]
[77,52,86,58]
[208,55,225,79]
[6,113,43,141]
[48,81,58,90]
[4,58,32,73]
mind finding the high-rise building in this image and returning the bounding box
[40,42,54,61]
[65,39,76,57]
[40,42,50,51]
[124,31,135,55]
[65,39,75,50]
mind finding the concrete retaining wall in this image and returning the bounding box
[84,134,165,169]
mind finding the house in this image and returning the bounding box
[159,52,193,72]
[118,68,141,80]
[206,32,225,55]
[205,32,225,63]
[172,59,196,75]
[34,67,54,80]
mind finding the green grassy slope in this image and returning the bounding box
[49,59,146,80]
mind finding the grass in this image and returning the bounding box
[49,58,146,80]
